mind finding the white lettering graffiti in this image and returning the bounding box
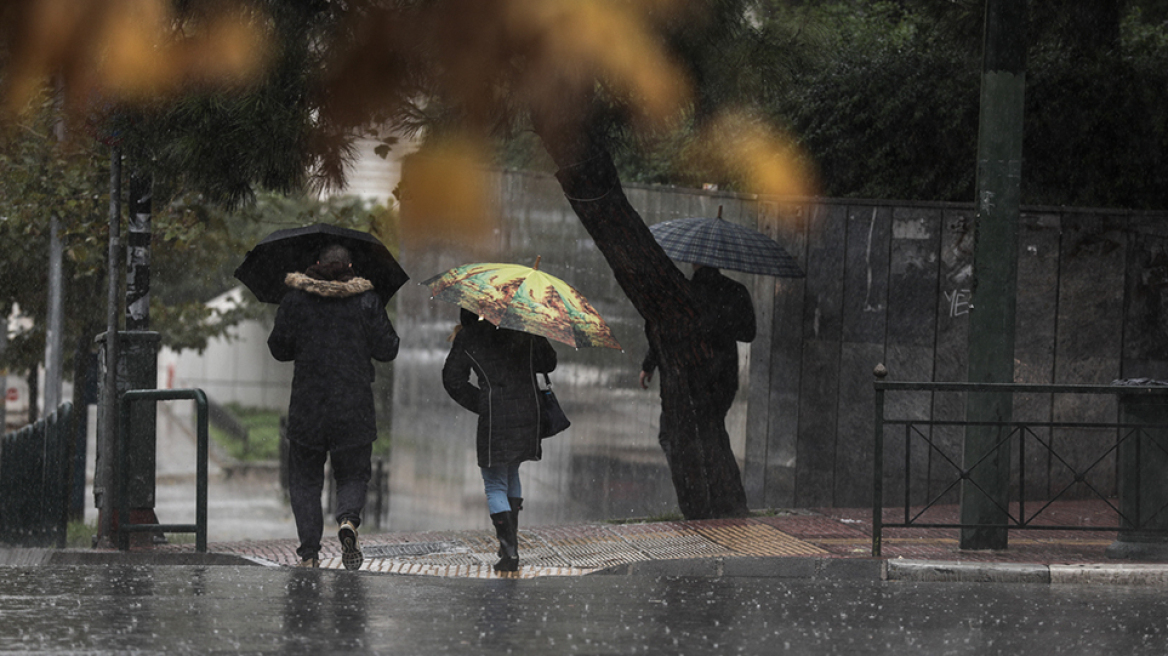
[945,289,972,317]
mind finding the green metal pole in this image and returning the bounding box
[96,146,122,550]
[194,389,208,553]
[961,0,1027,550]
[873,364,887,557]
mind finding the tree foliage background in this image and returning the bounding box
[763,0,1168,209]
[486,1,1168,211]
[0,0,396,382]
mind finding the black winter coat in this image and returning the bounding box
[268,271,399,450]
[442,312,558,468]
[642,267,756,411]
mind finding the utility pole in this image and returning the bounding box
[96,147,122,548]
[43,213,64,414]
[43,86,67,415]
[95,149,161,548]
[960,0,1027,550]
[126,170,151,331]
[122,166,162,540]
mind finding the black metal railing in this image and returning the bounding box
[0,403,73,548]
[872,379,1168,557]
[117,389,208,552]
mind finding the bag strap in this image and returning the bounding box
[531,341,552,390]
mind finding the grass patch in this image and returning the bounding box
[372,429,392,459]
[211,404,393,461]
[161,532,196,545]
[751,508,799,518]
[66,521,196,547]
[211,404,283,461]
[67,520,96,548]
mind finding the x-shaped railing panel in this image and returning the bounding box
[870,379,1168,557]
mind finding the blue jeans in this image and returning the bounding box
[480,463,522,515]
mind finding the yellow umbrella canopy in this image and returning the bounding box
[421,257,621,350]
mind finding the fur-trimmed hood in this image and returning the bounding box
[285,272,374,299]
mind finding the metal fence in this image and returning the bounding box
[872,380,1168,557]
[0,403,73,548]
[117,389,209,552]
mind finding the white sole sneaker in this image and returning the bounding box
[338,522,362,570]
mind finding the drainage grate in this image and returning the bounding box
[629,533,734,560]
[547,540,647,569]
[364,541,466,558]
[511,544,573,569]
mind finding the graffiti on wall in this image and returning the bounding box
[945,289,972,318]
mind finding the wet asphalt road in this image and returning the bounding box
[2,565,1167,655]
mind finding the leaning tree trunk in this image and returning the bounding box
[532,110,749,519]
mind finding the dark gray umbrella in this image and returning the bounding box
[233,223,409,306]
[648,208,804,277]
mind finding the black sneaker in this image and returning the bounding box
[338,520,362,571]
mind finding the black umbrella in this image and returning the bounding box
[649,207,804,278]
[234,223,409,306]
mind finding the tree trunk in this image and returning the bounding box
[531,111,749,519]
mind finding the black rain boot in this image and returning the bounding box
[491,511,519,572]
[508,496,523,529]
[499,497,523,558]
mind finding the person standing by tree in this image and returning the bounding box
[268,244,399,569]
[442,308,558,572]
[640,264,756,446]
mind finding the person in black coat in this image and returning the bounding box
[640,264,756,419]
[442,308,557,572]
[268,244,399,569]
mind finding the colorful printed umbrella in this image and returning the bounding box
[649,207,804,278]
[421,258,621,350]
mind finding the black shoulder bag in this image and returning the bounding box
[538,373,571,438]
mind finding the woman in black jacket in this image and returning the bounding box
[442,308,557,571]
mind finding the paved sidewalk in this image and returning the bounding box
[12,499,1166,584]
[35,377,1160,584]
[112,499,1161,584]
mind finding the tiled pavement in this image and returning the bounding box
[149,499,1155,579]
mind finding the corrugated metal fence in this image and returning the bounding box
[0,403,72,548]
[391,165,1168,525]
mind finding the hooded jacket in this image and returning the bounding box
[442,309,557,468]
[268,266,399,450]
